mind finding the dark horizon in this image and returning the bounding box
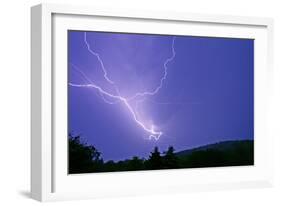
[69,134,253,161]
[68,31,254,161]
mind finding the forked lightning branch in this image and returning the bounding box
[69,32,176,140]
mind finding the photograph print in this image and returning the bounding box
[68,30,254,174]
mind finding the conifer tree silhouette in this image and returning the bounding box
[163,146,179,169]
[148,147,163,169]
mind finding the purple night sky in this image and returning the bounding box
[68,30,254,161]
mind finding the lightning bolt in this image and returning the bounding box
[69,32,176,140]
[70,63,120,105]
[69,79,163,140]
[84,33,114,84]
[127,37,176,100]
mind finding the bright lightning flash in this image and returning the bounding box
[69,32,176,140]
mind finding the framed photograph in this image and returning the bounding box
[31,3,274,201]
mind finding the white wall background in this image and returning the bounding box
[0,0,280,205]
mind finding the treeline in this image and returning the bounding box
[68,134,254,174]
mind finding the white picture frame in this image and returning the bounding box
[31,3,274,202]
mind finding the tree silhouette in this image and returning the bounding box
[68,134,102,173]
[103,160,116,172]
[163,146,178,169]
[128,156,144,171]
[147,147,163,169]
[68,134,254,174]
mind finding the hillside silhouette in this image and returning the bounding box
[68,134,254,174]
